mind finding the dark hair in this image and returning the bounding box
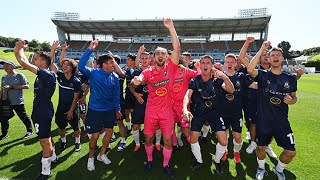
[97,53,114,67]
[113,55,121,64]
[127,53,137,61]
[38,53,52,67]
[61,58,78,75]
[200,55,213,62]
[182,52,191,57]
[268,47,283,55]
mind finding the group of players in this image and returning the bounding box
[4,18,303,180]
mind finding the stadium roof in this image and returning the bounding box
[52,15,271,37]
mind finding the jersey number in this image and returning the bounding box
[35,123,39,133]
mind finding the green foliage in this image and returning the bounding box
[0,36,51,52]
[302,47,320,56]
[303,57,320,71]
[278,41,292,59]
[309,54,320,61]
[0,36,18,47]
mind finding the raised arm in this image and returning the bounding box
[49,40,60,73]
[114,59,125,78]
[78,40,98,77]
[135,45,146,68]
[14,40,38,74]
[247,41,270,78]
[238,37,255,68]
[164,18,181,65]
[59,43,70,64]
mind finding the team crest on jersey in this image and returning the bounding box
[155,87,167,96]
[236,80,240,87]
[225,94,234,101]
[173,84,181,92]
[164,71,168,77]
[270,97,281,105]
[70,83,73,88]
[284,82,289,89]
[267,80,271,84]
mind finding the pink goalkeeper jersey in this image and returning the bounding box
[141,60,178,111]
[172,67,198,105]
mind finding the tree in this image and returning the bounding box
[40,42,51,52]
[278,41,292,59]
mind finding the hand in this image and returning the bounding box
[138,45,146,54]
[194,61,200,70]
[214,70,227,80]
[61,43,70,51]
[79,97,85,104]
[134,93,144,104]
[164,18,174,29]
[292,67,304,77]
[65,110,73,120]
[116,111,122,120]
[182,109,193,122]
[89,40,99,50]
[261,41,271,50]
[214,63,223,71]
[14,40,27,54]
[2,85,10,91]
[51,40,60,50]
[284,95,296,105]
[246,37,255,43]
[133,76,143,86]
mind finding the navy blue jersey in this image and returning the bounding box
[132,68,149,99]
[56,71,81,108]
[221,72,253,117]
[124,68,135,93]
[189,75,223,115]
[75,72,89,99]
[33,68,56,115]
[254,70,297,131]
[248,65,269,115]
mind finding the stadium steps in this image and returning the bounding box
[127,43,133,51]
[81,41,89,50]
[105,42,112,51]
[225,41,230,51]
[200,43,205,51]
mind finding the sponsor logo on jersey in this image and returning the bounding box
[225,94,234,101]
[151,79,169,88]
[174,78,184,83]
[155,87,167,96]
[204,101,213,108]
[270,97,281,105]
[173,84,181,92]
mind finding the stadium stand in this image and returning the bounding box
[52,15,271,61]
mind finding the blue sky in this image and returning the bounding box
[0,0,319,51]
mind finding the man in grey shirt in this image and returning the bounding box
[0,60,33,140]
